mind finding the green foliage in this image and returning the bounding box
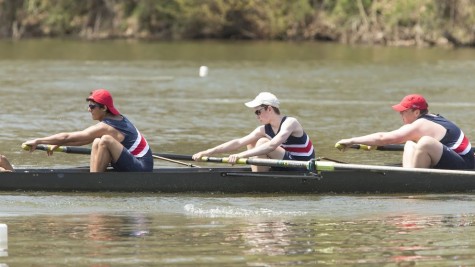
[0,0,475,45]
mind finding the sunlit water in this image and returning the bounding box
[1,39,475,265]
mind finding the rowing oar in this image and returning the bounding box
[199,156,315,171]
[335,143,404,151]
[21,144,199,168]
[198,156,475,175]
[21,144,91,154]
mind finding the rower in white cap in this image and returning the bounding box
[192,92,315,172]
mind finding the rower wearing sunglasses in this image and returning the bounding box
[192,92,315,172]
[23,89,153,172]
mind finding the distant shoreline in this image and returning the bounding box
[1,0,474,48]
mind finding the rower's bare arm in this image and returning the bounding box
[336,124,419,149]
[62,123,127,146]
[24,124,113,147]
[213,128,263,154]
[193,127,264,160]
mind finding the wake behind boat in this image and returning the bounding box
[2,162,475,193]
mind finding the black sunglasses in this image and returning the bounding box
[254,106,267,116]
[88,104,100,110]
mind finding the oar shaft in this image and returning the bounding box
[200,156,311,170]
[316,161,475,175]
[199,156,475,176]
[377,144,405,151]
[61,146,92,154]
[152,155,199,167]
[154,153,193,161]
[350,144,404,151]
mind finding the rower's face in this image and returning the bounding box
[399,109,419,124]
[88,101,104,120]
[254,106,270,123]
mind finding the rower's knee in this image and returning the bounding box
[92,138,101,148]
[0,154,13,171]
[247,138,269,150]
[0,155,7,166]
[92,135,116,148]
[413,136,443,167]
[256,138,270,146]
[101,135,115,145]
[0,154,9,163]
[404,140,416,149]
[416,136,439,152]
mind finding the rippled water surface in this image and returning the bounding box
[1,39,475,266]
[2,193,475,266]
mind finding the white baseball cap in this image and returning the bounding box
[245,92,280,108]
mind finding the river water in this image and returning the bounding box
[1,39,475,266]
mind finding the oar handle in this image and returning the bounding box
[22,144,92,154]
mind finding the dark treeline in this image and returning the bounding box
[1,0,475,47]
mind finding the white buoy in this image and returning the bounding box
[0,224,7,257]
[199,66,208,77]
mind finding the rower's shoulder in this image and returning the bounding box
[283,116,302,126]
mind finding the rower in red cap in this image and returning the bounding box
[23,89,153,172]
[336,94,474,170]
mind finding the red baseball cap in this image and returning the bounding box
[392,94,428,112]
[86,89,120,115]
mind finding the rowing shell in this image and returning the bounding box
[1,163,475,193]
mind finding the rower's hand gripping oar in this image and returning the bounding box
[335,143,404,151]
[21,144,200,168]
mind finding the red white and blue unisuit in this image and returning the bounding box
[104,116,151,157]
[264,116,315,161]
[102,116,153,171]
[420,114,472,155]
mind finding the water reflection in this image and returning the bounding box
[241,221,292,256]
[1,206,475,266]
[83,214,151,241]
[6,213,153,262]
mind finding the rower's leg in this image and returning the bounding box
[90,135,124,172]
[411,136,443,168]
[248,138,274,172]
[90,138,106,172]
[0,155,13,172]
[402,141,416,167]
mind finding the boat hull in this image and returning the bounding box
[1,166,475,193]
